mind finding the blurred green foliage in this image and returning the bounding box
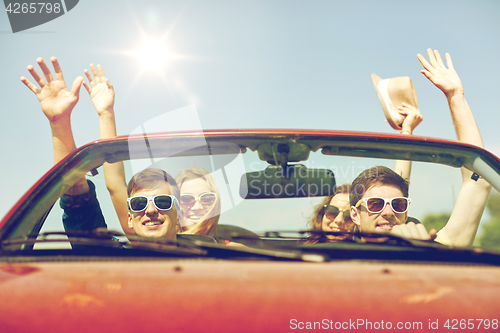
[421,213,450,233]
[478,190,500,251]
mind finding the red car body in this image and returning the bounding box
[1,261,500,332]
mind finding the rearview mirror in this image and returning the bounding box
[240,164,336,199]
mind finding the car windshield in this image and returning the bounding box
[2,130,500,260]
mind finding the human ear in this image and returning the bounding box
[128,211,133,229]
[350,206,361,226]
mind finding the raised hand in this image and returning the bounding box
[397,102,422,135]
[83,64,115,115]
[417,49,490,247]
[82,63,130,234]
[417,49,463,97]
[20,57,83,122]
[21,57,88,195]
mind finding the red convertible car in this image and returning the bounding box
[1,129,500,332]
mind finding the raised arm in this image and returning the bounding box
[83,64,130,234]
[417,49,491,247]
[418,49,482,146]
[393,103,423,182]
[20,57,87,195]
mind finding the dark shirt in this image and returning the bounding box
[59,179,107,232]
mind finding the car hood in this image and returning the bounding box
[1,260,499,332]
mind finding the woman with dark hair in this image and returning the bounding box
[306,184,353,244]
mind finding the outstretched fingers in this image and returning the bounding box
[20,76,39,94]
[97,64,107,81]
[82,81,91,95]
[417,53,432,72]
[418,52,438,81]
[84,69,95,87]
[50,57,65,81]
[426,48,439,68]
[420,69,434,81]
[70,76,84,96]
[418,49,462,96]
[434,50,446,68]
[445,53,455,70]
[36,57,54,83]
[90,64,101,84]
[27,64,46,88]
[106,79,113,89]
[84,63,113,93]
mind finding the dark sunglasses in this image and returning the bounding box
[355,197,410,214]
[179,193,217,209]
[323,204,352,222]
[127,195,178,213]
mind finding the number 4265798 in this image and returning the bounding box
[5,2,62,14]
[443,319,498,330]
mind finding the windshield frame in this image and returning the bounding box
[2,129,500,243]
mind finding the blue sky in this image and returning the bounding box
[1,0,500,218]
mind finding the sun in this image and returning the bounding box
[119,32,183,86]
[111,16,197,92]
[134,37,172,72]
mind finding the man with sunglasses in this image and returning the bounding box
[126,168,180,239]
[349,166,433,241]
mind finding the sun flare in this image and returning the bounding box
[113,16,197,91]
[135,38,171,71]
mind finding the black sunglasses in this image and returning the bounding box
[323,204,352,222]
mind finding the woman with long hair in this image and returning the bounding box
[175,166,221,238]
[306,184,354,244]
